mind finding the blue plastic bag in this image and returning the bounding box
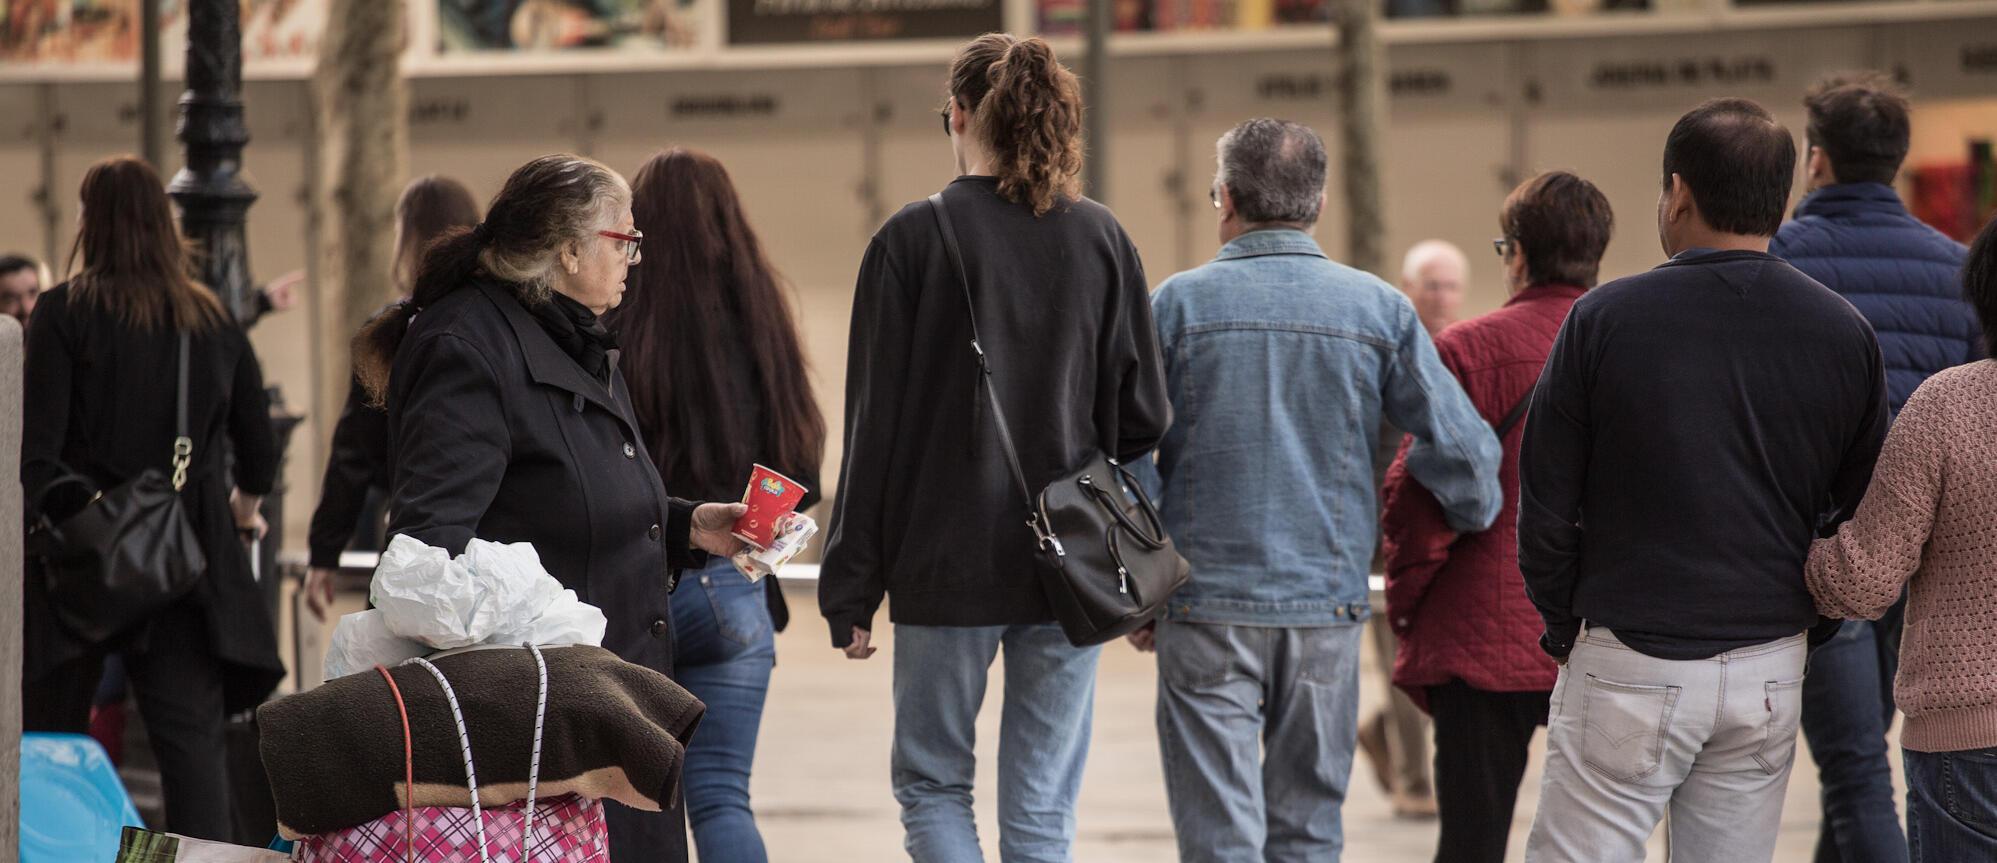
[19,732,144,863]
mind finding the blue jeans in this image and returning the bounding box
[670,558,776,863]
[891,622,1100,863]
[1802,616,1908,863]
[1907,748,1997,862]
[1154,620,1364,863]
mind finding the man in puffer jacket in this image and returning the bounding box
[1770,72,1976,863]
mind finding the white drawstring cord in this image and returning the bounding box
[406,643,553,863]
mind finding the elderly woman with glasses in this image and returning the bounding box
[352,153,743,863]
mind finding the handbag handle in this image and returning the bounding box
[403,645,551,863]
[1079,465,1171,552]
[373,665,418,863]
[28,471,99,530]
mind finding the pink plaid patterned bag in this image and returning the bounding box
[293,649,607,862]
[290,794,607,863]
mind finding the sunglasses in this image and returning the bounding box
[1492,237,1513,259]
[599,228,642,266]
[939,101,953,136]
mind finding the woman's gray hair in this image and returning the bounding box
[1214,118,1327,227]
[478,154,630,304]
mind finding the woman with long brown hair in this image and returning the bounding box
[609,147,824,863]
[818,33,1170,859]
[21,156,279,839]
[301,175,479,620]
[355,153,746,863]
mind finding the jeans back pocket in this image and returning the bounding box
[1752,677,1805,774]
[1581,673,1681,782]
[704,572,773,649]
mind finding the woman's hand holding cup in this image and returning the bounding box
[691,502,750,557]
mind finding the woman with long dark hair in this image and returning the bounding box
[21,156,279,839]
[301,175,479,620]
[354,153,745,863]
[818,33,1171,859]
[609,147,825,863]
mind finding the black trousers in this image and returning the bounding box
[1427,680,1551,863]
[21,601,235,841]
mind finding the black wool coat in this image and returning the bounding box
[385,279,706,862]
[21,284,283,713]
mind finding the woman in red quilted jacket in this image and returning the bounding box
[1380,171,1614,863]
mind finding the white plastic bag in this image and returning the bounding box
[372,535,565,650]
[320,536,608,680]
[491,588,607,648]
[322,609,430,680]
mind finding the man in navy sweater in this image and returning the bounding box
[1771,74,1977,863]
[1518,98,1889,863]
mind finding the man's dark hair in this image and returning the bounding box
[1501,171,1615,288]
[1216,118,1328,226]
[1661,98,1796,237]
[1804,73,1911,186]
[1965,215,1997,356]
[0,254,35,280]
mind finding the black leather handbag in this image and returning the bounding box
[929,194,1189,647]
[29,332,207,644]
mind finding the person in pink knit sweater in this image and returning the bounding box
[1806,214,1997,863]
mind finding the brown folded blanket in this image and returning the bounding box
[257,645,704,839]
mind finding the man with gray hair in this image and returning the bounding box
[1400,239,1469,336]
[1128,117,1502,860]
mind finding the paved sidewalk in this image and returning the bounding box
[749,585,1899,862]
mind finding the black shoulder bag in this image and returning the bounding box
[29,332,208,644]
[929,193,1189,647]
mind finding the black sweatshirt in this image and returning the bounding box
[818,177,1171,647]
[1518,249,1889,660]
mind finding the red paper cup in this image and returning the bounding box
[732,464,807,549]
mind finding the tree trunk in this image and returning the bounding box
[311,0,407,447]
[1334,0,1386,276]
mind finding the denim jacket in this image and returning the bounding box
[1137,229,1502,627]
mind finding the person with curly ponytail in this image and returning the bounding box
[818,33,1172,861]
[356,154,747,863]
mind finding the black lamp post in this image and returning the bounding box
[169,0,259,323]
[165,0,301,844]
[170,0,305,619]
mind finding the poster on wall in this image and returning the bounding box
[1036,0,1329,35]
[437,0,702,52]
[726,0,1001,44]
[1,0,324,65]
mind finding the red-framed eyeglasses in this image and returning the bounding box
[599,229,643,265]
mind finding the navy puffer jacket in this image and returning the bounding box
[1772,182,1978,414]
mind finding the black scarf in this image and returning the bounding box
[527,291,617,383]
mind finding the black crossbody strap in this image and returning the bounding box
[170,331,193,491]
[1493,388,1532,439]
[929,193,1035,510]
[177,331,190,438]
